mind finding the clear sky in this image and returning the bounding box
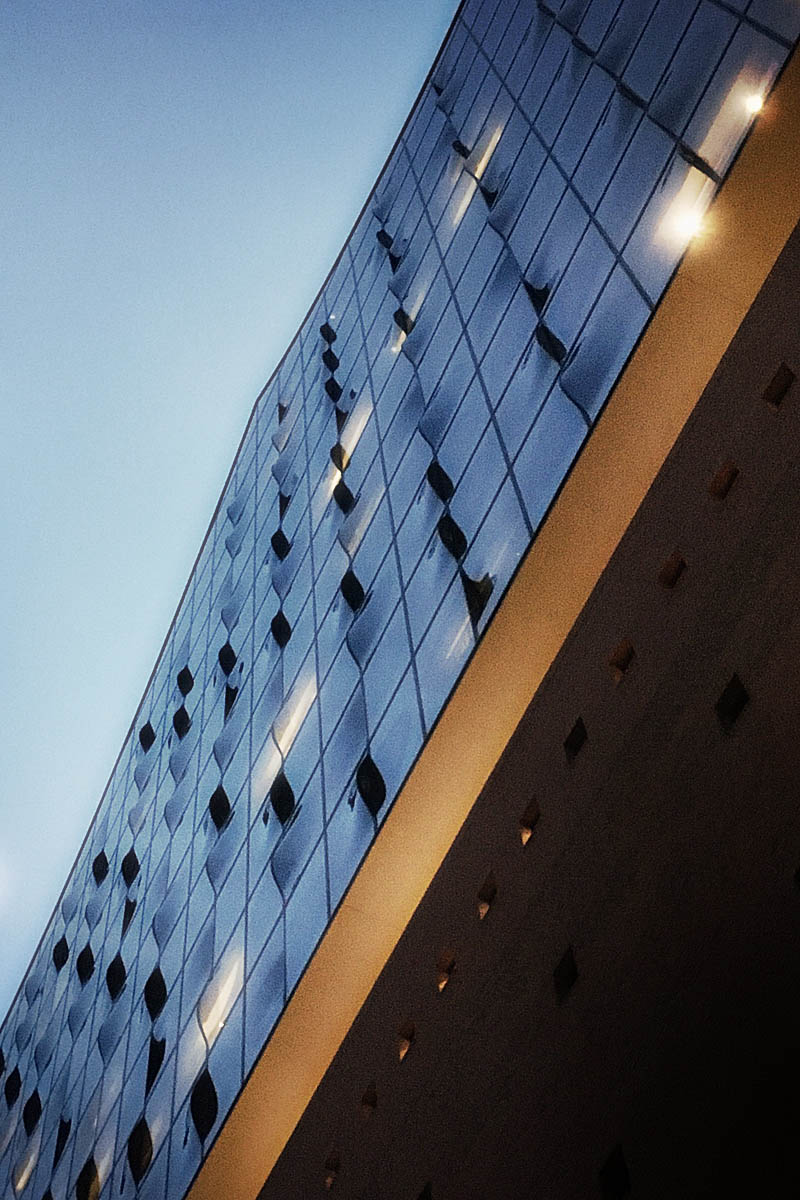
[0,0,457,1023]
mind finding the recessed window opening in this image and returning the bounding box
[519,798,540,846]
[460,569,493,625]
[279,491,291,519]
[389,250,402,273]
[271,610,292,649]
[127,1118,153,1185]
[270,772,295,825]
[271,529,291,560]
[121,848,139,887]
[451,138,471,158]
[218,642,237,676]
[0,1048,4,1077]
[477,872,497,919]
[417,1186,433,1200]
[209,785,231,832]
[563,717,587,763]
[106,955,126,1001]
[480,183,498,208]
[376,229,393,250]
[436,949,456,992]
[53,1117,71,1168]
[708,460,739,500]
[324,1151,341,1191]
[360,1082,377,1118]
[5,1067,21,1109]
[320,322,337,344]
[599,1144,631,1199]
[75,1155,99,1200]
[715,672,749,732]
[53,937,68,972]
[76,945,94,986]
[340,570,366,613]
[277,401,288,423]
[437,513,467,560]
[145,1036,166,1095]
[22,1090,41,1136]
[334,405,349,435]
[224,685,238,719]
[325,377,343,403]
[144,967,167,1020]
[330,442,350,472]
[608,638,635,684]
[122,899,136,937]
[176,666,194,696]
[427,460,454,502]
[658,550,686,589]
[523,279,550,313]
[333,478,355,514]
[138,722,155,752]
[393,307,415,336]
[322,347,340,373]
[356,754,386,816]
[190,1069,218,1142]
[554,945,578,1004]
[91,852,108,886]
[535,322,567,364]
[397,1019,415,1061]
[763,362,795,408]
[173,706,191,739]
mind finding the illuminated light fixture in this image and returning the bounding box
[519,798,541,846]
[436,949,455,993]
[397,1019,415,1061]
[393,307,415,336]
[198,951,244,1045]
[477,872,497,919]
[273,675,317,759]
[744,91,764,115]
[324,1152,341,1191]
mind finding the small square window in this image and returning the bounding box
[763,362,795,408]
[553,945,578,1004]
[564,718,587,763]
[708,460,739,500]
[658,550,686,589]
[715,673,749,732]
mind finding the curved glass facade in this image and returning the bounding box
[1,2,797,1198]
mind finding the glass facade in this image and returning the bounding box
[1,2,796,1198]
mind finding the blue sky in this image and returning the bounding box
[0,0,457,1022]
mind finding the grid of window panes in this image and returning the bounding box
[1,1,796,1197]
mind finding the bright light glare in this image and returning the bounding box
[341,397,372,458]
[473,124,503,181]
[13,1130,40,1194]
[658,168,714,248]
[198,952,244,1046]
[273,675,317,757]
[744,92,764,115]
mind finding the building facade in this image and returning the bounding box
[1,1,798,1198]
